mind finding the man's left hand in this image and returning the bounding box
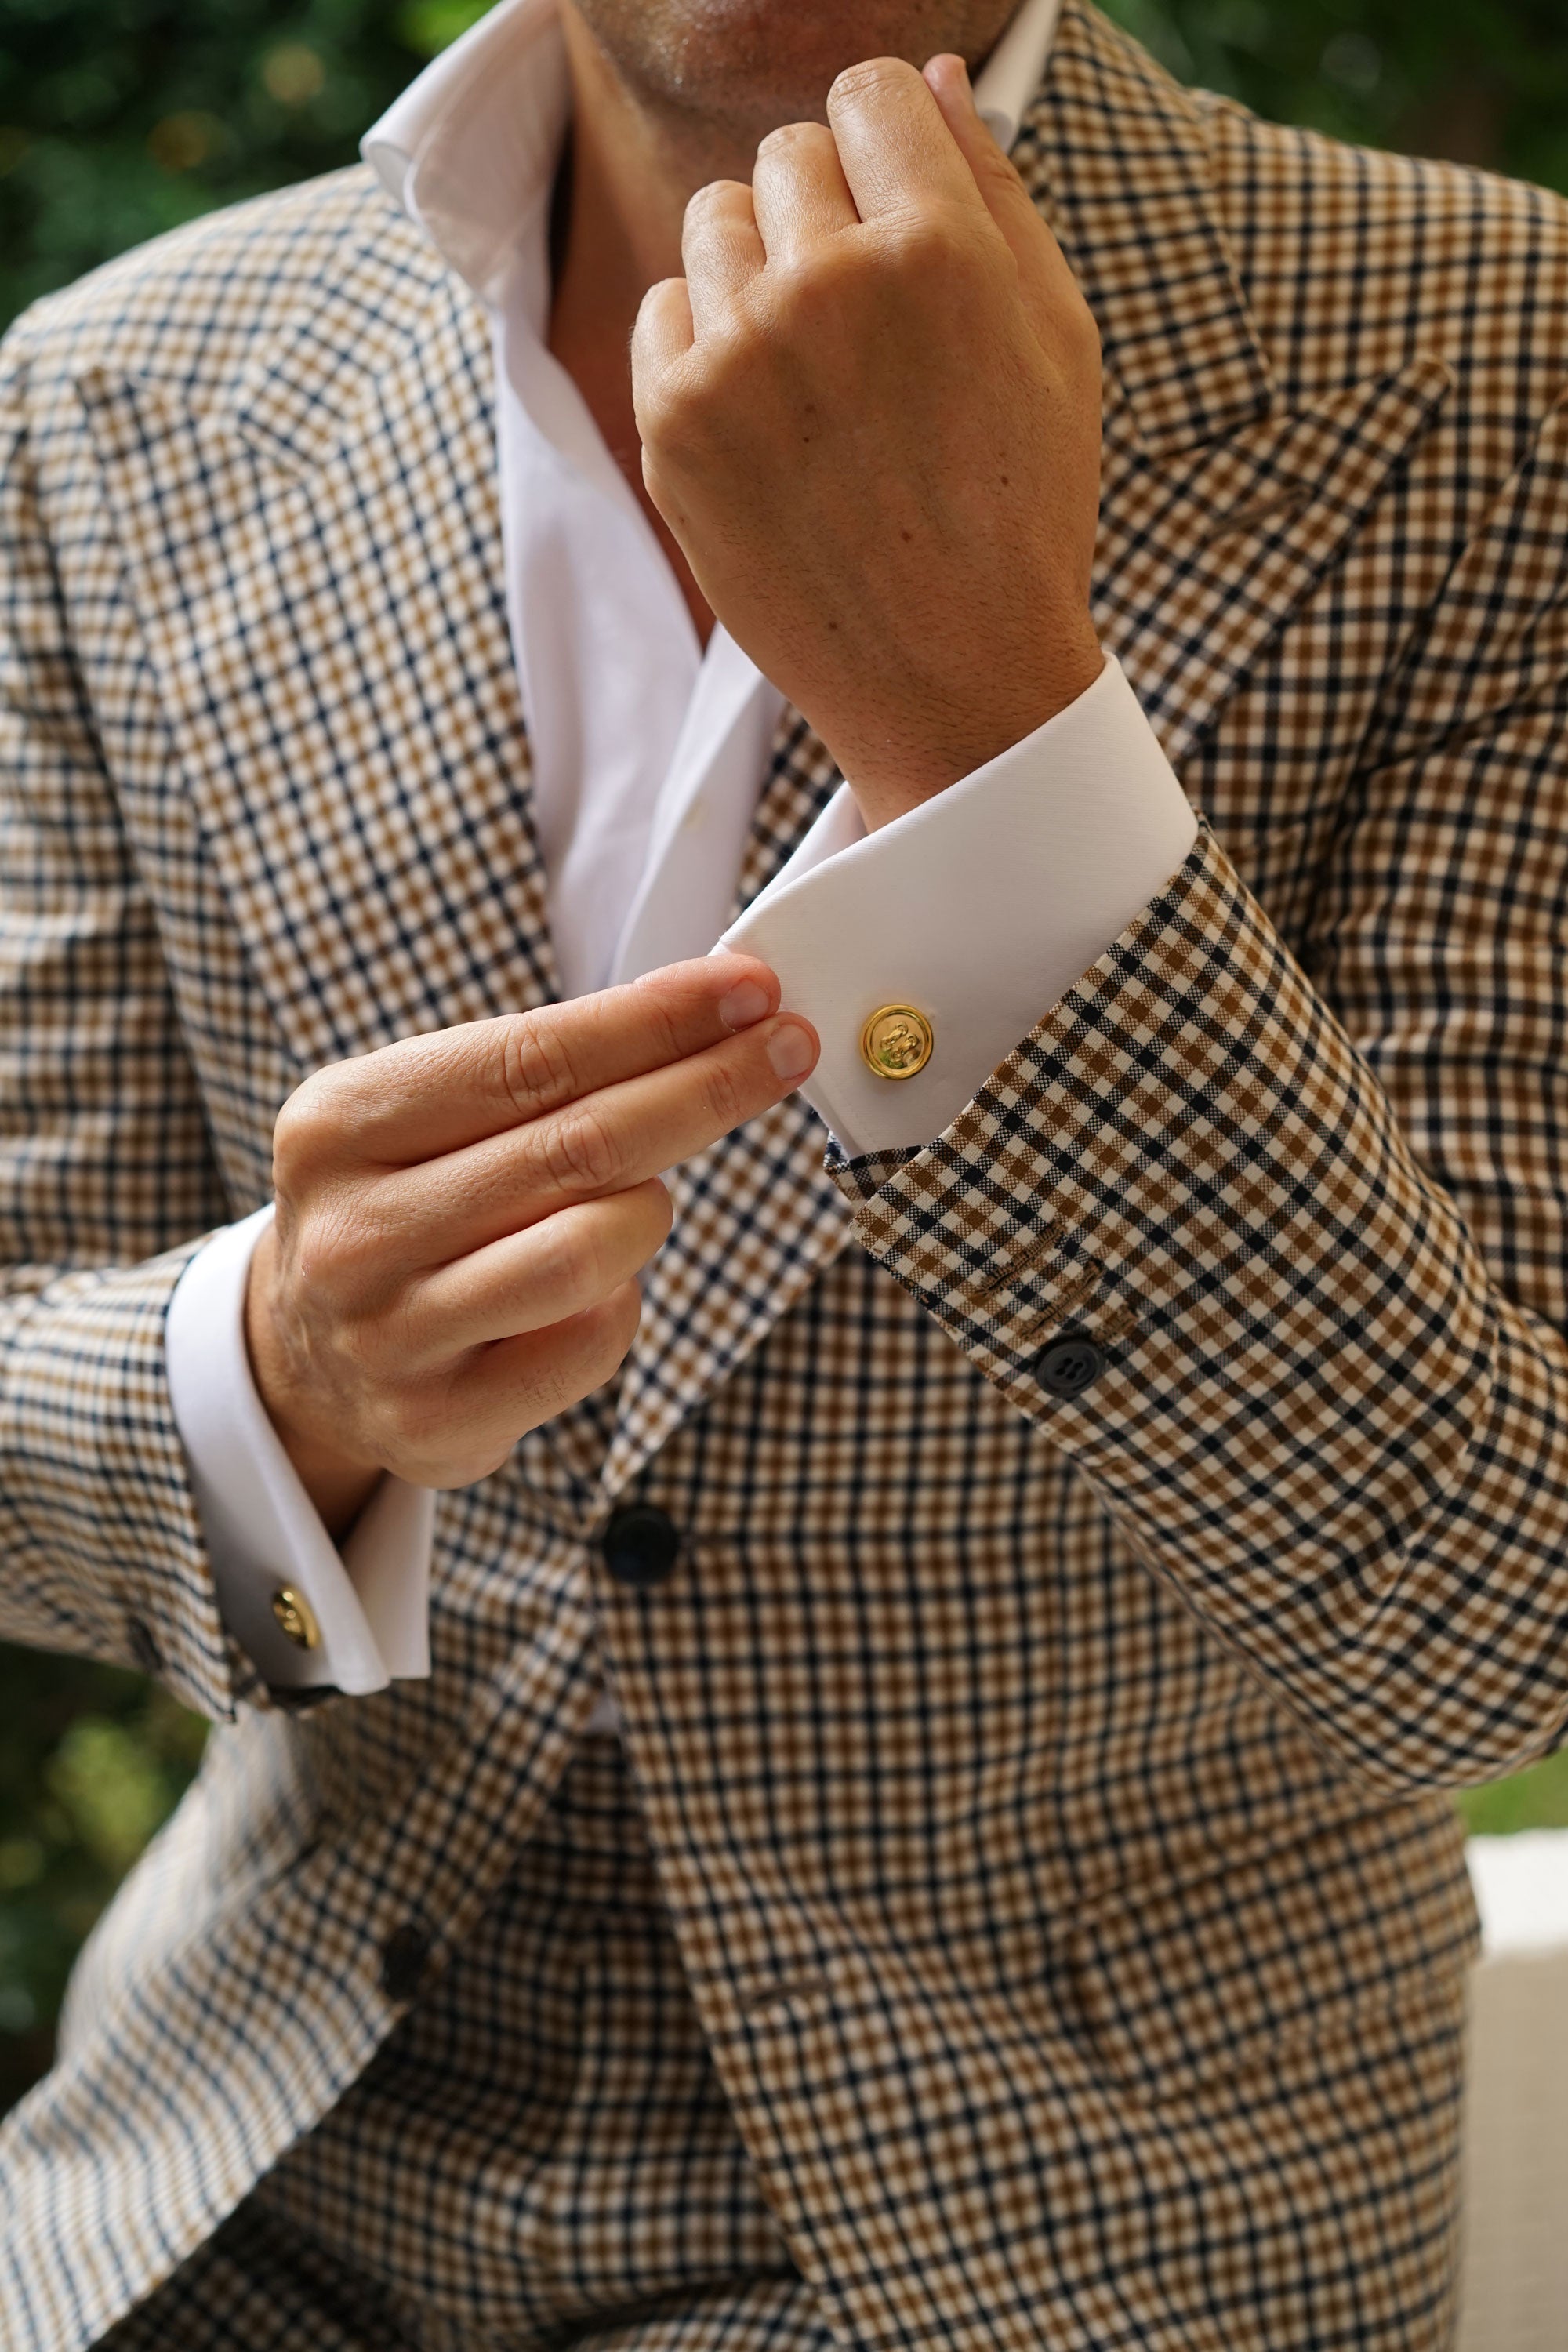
[631,53,1104,831]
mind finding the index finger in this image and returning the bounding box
[824,54,984,223]
[294,953,782,1169]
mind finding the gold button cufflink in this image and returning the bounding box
[860,1004,935,1080]
[271,1584,321,1651]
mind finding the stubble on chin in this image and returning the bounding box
[561,0,1024,143]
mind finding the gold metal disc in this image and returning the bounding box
[271,1584,321,1650]
[859,1004,935,1080]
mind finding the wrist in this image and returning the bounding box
[845,627,1105,831]
[244,1219,383,1540]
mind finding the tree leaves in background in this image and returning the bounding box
[0,0,477,328]
[1099,0,1568,193]
[0,1651,206,2112]
[2,0,1566,335]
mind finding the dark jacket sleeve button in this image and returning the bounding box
[125,1617,161,1678]
[600,1504,681,1589]
[379,1921,434,2004]
[1034,1332,1106,1399]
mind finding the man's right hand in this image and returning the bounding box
[244,954,818,1536]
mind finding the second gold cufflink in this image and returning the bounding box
[860,1004,935,1080]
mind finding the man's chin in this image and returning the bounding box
[566,0,1018,134]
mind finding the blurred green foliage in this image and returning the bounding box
[1454,1748,1568,1838]
[0,0,488,328]
[2,0,1566,333]
[0,1650,206,2112]
[1102,0,1568,193]
[5,0,1568,2120]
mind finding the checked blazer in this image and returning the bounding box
[5,2,1568,2344]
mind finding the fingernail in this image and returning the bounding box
[718,979,770,1031]
[766,1021,816,1082]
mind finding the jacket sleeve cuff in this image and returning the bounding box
[0,1240,243,1721]
[166,1205,434,1697]
[717,655,1197,1153]
[829,824,1515,1785]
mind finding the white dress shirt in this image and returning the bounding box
[165,0,1196,1708]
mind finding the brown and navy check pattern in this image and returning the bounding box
[4,1,1568,2343]
[98,1735,828,2352]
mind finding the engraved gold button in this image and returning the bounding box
[271,1585,320,1650]
[860,1004,935,1080]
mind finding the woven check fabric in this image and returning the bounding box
[103,2223,826,2352]
[97,1736,826,2352]
[5,1,1568,2346]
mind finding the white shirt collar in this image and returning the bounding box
[363,0,1064,307]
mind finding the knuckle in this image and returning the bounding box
[876,209,965,285]
[272,1070,340,1181]
[515,1349,573,1428]
[380,1385,439,1459]
[830,54,908,105]
[375,1274,430,1360]
[640,365,708,464]
[499,1013,577,1122]
[535,1211,597,1306]
[289,1217,344,1307]
[756,118,829,160]
[634,985,686,1071]
[328,1305,379,1375]
[540,1102,622,1195]
[701,1054,747,1133]
[771,247,845,328]
[294,1192,379,1303]
[684,176,747,227]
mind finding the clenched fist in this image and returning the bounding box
[631,51,1104,832]
[245,956,817,1534]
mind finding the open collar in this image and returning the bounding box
[358,0,1069,315]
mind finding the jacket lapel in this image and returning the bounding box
[79,220,558,1082]
[601,713,853,1503]
[1023,1,1450,766]
[606,2,1452,1497]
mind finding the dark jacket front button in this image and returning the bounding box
[379,1922,433,2003]
[601,1504,681,1589]
[1035,1332,1105,1399]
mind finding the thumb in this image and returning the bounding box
[922,52,1076,338]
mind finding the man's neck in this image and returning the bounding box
[549,4,744,641]
[554,2,760,321]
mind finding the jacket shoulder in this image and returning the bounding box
[2,165,443,409]
[1200,95,1568,418]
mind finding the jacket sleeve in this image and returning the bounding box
[833,399,1568,1798]
[0,329,245,1722]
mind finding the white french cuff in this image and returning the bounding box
[717,655,1200,1156]
[165,1203,434,1694]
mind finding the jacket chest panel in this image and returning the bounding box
[82,318,559,1085]
[592,1245,1355,1922]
